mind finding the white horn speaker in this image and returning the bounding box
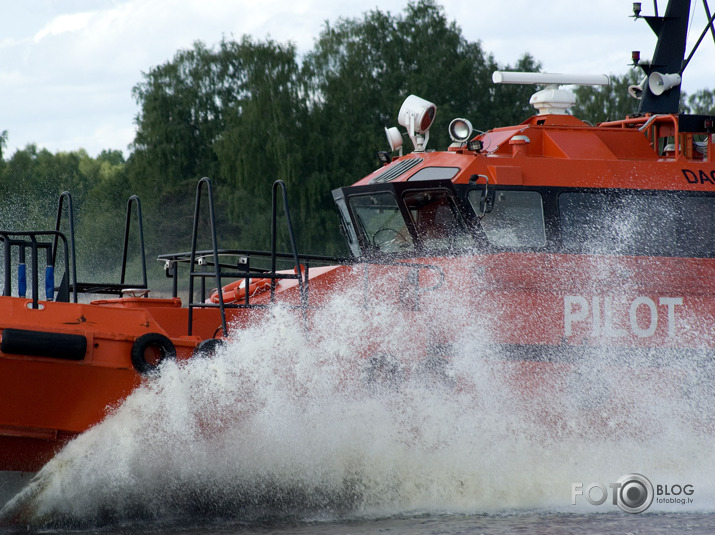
[648,72,681,96]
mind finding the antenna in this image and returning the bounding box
[492,72,610,86]
[492,72,610,115]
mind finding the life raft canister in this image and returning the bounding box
[131,332,176,375]
[209,277,272,304]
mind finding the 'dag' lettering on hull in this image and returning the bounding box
[682,169,715,185]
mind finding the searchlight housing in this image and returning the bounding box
[384,126,404,156]
[397,95,437,152]
[448,118,474,146]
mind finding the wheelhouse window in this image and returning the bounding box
[407,167,460,182]
[559,192,715,257]
[468,190,546,248]
[333,194,360,257]
[348,192,415,254]
[403,190,475,252]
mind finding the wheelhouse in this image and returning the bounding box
[333,179,715,259]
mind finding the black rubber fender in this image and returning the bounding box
[131,333,176,375]
[1,328,86,360]
[193,338,226,358]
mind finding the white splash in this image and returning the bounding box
[2,272,713,526]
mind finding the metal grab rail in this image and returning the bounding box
[187,177,225,336]
[171,176,448,337]
[53,191,148,300]
[53,192,78,302]
[0,230,70,309]
[120,195,148,290]
[271,180,306,313]
[184,178,315,336]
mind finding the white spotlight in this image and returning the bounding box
[448,118,473,143]
[385,126,403,153]
[398,95,436,134]
[397,95,436,152]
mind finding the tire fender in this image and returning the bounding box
[131,332,176,375]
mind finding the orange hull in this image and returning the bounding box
[0,296,247,471]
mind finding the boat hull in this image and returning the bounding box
[255,252,714,436]
[0,295,236,472]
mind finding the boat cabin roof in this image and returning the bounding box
[357,113,715,192]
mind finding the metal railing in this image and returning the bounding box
[165,177,341,336]
[0,191,148,306]
[158,177,447,338]
[0,230,70,309]
[53,191,148,298]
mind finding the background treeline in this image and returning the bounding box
[1,0,714,287]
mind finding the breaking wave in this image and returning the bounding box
[1,268,713,528]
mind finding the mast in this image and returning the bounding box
[636,0,691,114]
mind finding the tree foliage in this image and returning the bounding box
[126,0,541,256]
[0,130,7,163]
[685,88,715,114]
[572,70,643,124]
[572,70,715,124]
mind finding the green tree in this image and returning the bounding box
[125,0,543,256]
[129,40,234,255]
[0,144,143,285]
[211,38,304,251]
[572,70,715,124]
[130,41,227,190]
[299,0,539,253]
[685,88,715,114]
[572,70,643,124]
[0,130,7,162]
[128,37,306,256]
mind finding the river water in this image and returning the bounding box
[0,278,713,533]
[2,512,713,534]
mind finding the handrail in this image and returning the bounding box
[184,178,312,335]
[119,195,148,290]
[598,114,676,130]
[598,114,680,157]
[170,177,446,336]
[271,180,306,312]
[187,177,226,336]
[53,192,78,302]
[0,230,70,309]
[53,191,148,299]
[160,248,348,266]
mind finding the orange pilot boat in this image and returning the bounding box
[2,0,714,475]
[0,177,344,474]
[161,0,714,434]
[0,193,229,472]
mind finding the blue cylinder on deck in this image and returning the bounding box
[18,263,26,298]
[45,265,54,301]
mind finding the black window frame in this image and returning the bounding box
[334,181,715,259]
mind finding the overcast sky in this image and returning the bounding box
[1,0,713,158]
